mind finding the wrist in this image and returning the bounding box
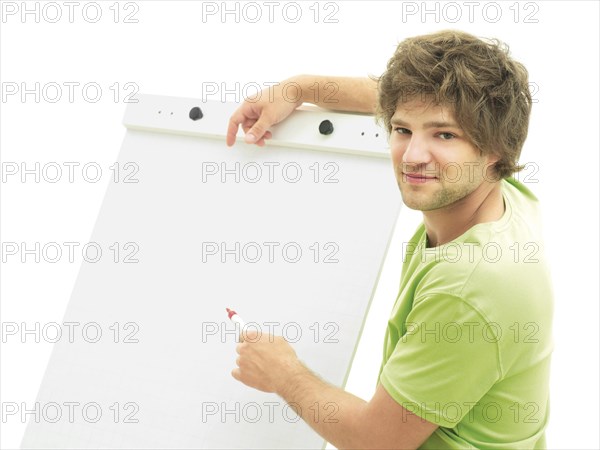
[276,358,309,399]
[285,74,312,107]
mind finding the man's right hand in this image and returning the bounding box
[226,74,378,147]
[226,78,304,147]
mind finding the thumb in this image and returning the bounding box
[245,116,273,144]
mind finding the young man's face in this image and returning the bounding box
[389,98,499,211]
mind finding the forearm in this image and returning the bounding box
[277,361,370,449]
[233,333,428,448]
[289,74,378,113]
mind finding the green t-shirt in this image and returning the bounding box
[379,177,554,449]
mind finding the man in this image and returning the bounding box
[225,30,553,449]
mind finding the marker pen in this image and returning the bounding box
[226,308,245,330]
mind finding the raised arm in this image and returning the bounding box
[293,74,378,113]
[226,74,378,147]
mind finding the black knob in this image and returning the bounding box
[189,106,203,121]
[319,120,334,135]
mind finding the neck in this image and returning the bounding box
[423,181,505,248]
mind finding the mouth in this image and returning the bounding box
[402,172,438,182]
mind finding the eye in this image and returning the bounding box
[438,132,456,140]
[393,127,411,135]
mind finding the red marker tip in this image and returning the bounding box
[226,308,236,319]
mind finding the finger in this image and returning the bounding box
[255,131,272,147]
[241,123,272,147]
[245,115,274,144]
[226,109,248,147]
[244,330,260,341]
[236,343,243,354]
[236,356,241,367]
[226,121,240,147]
[231,368,241,381]
[243,129,270,147]
[241,122,256,135]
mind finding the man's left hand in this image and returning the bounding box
[231,330,304,394]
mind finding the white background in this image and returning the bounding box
[1,1,598,449]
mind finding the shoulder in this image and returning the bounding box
[413,176,553,324]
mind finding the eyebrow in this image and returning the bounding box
[390,117,461,129]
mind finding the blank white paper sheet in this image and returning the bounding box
[21,94,401,449]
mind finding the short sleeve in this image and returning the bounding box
[380,292,501,428]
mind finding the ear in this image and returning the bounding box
[478,147,498,159]
[485,152,500,165]
[483,153,502,182]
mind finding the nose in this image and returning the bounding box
[401,134,432,168]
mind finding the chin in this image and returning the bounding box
[403,202,436,211]
[400,192,449,212]
[399,194,427,211]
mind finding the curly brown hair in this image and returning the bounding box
[374,30,532,180]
